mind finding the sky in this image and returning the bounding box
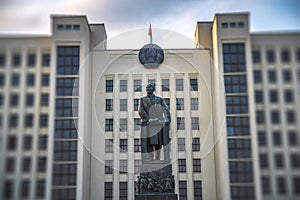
[0,0,299,40]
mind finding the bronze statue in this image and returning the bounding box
[138,83,171,162]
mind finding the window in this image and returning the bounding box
[269,90,278,103]
[120,99,127,111]
[37,157,47,172]
[57,46,79,75]
[105,99,113,111]
[190,79,198,91]
[119,182,127,200]
[255,90,264,103]
[134,160,141,174]
[176,79,184,91]
[253,70,262,83]
[178,159,186,172]
[134,79,142,92]
[252,50,261,64]
[105,139,113,153]
[39,135,48,150]
[177,117,185,130]
[52,163,77,186]
[40,114,48,127]
[56,78,79,96]
[41,74,50,86]
[105,119,113,131]
[260,153,269,169]
[224,75,247,93]
[297,49,300,62]
[223,43,245,73]
[192,138,200,151]
[281,49,290,63]
[0,94,3,108]
[106,80,113,92]
[273,131,282,146]
[256,110,265,124]
[227,117,250,137]
[262,176,271,194]
[179,181,187,200]
[9,114,18,128]
[237,22,244,28]
[11,74,20,86]
[12,53,21,66]
[104,182,113,200]
[134,99,139,111]
[283,69,292,83]
[178,138,185,151]
[120,80,127,92]
[23,135,32,150]
[57,24,64,30]
[288,131,298,146]
[53,141,77,161]
[191,117,200,130]
[161,79,169,91]
[284,90,294,103]
[20,180,30,198]
[290,154,300,168]
[226,96,248,114]
[41,94,49,106]
[120,160,127,174]
[193,159,201,172]
[0,53,6,67]
[10,94,19,107]
[191,98,198,110]
[134,118,141,130]
[65,24,72,30]
[73,25,80,30]
[286,110,296,124]
[275,154,284,169]
[24,114,34,127]
[258,131,267,146]
[22,157,31,172]
[27,53,36,66]
[120,139,127,152]
[266,49,275,63]
[193,181,202,200]
[293,177,300,194]
[5,157,15,173]
[3,180,13,198]
[268,70,277,83]
[134,139,141,152]
[42,53,50,66]
[229,161,253,183]
[228,139,251,159]
[176,98,184,110]
[229,22,236,28]
[26,94,34,106]
[277,177,286,194]
[27,74,35,86]
[119,118,127,131]
[105,160,113,174]
[0,74,5,86]
[271,110,280,124]
[36,179,45,198]
[221,23,228,28]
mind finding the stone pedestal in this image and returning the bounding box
[135,193,178,200]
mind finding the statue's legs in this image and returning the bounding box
[154,145,162,160]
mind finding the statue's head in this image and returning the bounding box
[146,83,155,95]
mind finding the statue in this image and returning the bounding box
[138,83,171,162]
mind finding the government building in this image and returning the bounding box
[0,12,299,200]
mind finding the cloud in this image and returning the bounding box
[0,0,299,38]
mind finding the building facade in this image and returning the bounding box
[0,12,299,200]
